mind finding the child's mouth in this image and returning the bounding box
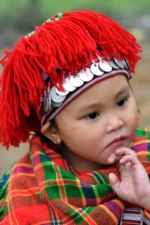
[106,137,128,149]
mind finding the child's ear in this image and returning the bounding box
[40,122,61,145]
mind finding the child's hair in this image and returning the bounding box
[0,10,141,148]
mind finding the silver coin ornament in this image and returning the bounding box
[108,60,119,69]
[44,98,49,113]
[121,59,129,70]
[78,68,94,82]
[99,61,112,72]
[51,100,62,108]
[50,87,66,103]
[44,91,51,113]
[90,63,104,76]
[124,58,130,70]
[47,87,52,108]
[113,58,124,69]
[63,77,76,92]
[70,74,84,87]
[55,86,69,96]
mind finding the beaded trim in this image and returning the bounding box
[41,57,131,124]
[120,208,150,225]
[25,12,64,38]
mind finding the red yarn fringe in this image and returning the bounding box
[0,10,141,148]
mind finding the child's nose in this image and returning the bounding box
[106,115,124,133]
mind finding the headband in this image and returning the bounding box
[41,56,131,125]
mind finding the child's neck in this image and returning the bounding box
[62,148,104,172]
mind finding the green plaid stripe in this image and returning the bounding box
[67,206,95,224]
[135,127,150,161]
[0,167,11,220]
[40,151,112,201]
[93,171,108,184]
[135,127,146,137]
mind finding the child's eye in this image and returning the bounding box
[85,112,100,120]
[117,97,128,107]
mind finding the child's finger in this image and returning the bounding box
[118,162,132,180]
[109,173,120,193]
[119,154,136,165]
[107,153,117,164]
[108,147,133,164]
[115,147,133,156]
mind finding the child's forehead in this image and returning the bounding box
[77,75,128,98]
[64,75,130,109]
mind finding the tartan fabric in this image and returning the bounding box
[0,127,150,225]
[0,168,10,220]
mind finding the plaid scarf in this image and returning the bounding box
[0,127,150,225]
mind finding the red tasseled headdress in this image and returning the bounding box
[0,10,141,148]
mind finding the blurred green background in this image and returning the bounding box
[0,0,150,175]
[0,0,150,47]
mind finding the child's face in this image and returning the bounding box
[55,75,138,171]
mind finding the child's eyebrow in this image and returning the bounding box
[78,86,130,112]
[115,86,130,98]
[78,102,103,112]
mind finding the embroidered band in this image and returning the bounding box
[41,56,131,124]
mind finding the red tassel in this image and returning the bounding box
[0,10,142,148]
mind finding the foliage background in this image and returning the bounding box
[0,0,150,47]
[0,0,150,30]
[0,0,150,174]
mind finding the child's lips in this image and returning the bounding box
[105,136,128,149]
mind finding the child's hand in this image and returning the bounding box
[108,147,150,211]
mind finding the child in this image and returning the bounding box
[0,10,150,225]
